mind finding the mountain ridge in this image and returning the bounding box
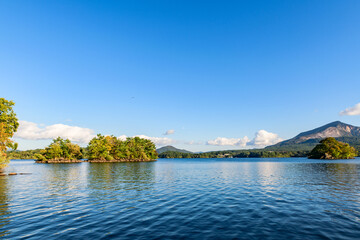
[267,121,360,151]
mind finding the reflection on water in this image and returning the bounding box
[87,162,155,189]
[1,159,360,239]
[0,176,10,238]
[87,162,156,201]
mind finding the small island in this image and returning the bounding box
[35,135,158,163]
[86,134,157,162]
[308,137,357,160]
[34,137,84,163]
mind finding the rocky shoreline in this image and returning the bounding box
[35,159,157,163]
[35,159,83,163]
[85,159,157,163]
[0,172,32,176]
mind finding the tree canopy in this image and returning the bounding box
[87,134,158,161]
[308,137,357,159]
[0,98,19,169]
[35,137,83,161]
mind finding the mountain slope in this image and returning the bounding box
[156,146,192,154]
[267,121,360,151]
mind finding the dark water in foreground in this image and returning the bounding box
[1,158,360,239]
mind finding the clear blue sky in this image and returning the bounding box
[1,0,360,151]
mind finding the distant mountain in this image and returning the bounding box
[156,145,192,154]
[266,121,360,151]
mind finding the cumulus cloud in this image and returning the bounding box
[249,130,283,147]
[136,135,176,146]
[118,134,176,146]
[207,136,250,147]
[184,140,204,145]
[14,120,95,143]
[118,135,127,141]
[339,103,360,116]
[206,130,283,148]
[14,121,176,147]
[164,129,175,135]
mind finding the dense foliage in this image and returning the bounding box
[8,149,42,159]
[0,98,19,169]
[308,137,357,159]
[87,134,158,161]
[34,137,83,161]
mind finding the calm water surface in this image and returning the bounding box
[1,158,360,239]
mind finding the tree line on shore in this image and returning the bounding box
[8,137,358,161]
[158,150,310,159]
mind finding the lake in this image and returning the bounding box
[1,158,360,239]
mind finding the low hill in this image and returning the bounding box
[156,146,192,154]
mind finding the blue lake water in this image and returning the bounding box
[1,158,360,239]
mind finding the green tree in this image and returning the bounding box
[87,134,113,160]
[35,137,83,161]
[308,137,357,159]
[87,135,158,161]
[0,98,19,170]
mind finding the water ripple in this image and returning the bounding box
[1,159,360,239]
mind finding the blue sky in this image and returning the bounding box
[1,0,360,151]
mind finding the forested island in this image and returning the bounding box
[34,137,84,163]
[86,134,158,162]
[308,137,357,159]
[33,134,158,163]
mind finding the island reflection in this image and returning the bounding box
[0,176,10,238]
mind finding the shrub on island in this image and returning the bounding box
[308,137,357,160]
[35,137,83,163]
[87,134,158,162]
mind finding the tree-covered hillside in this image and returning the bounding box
[156,145,192,154]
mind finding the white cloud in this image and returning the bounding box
[340,103,360,116]
[207,136,250,146]
[14,120,95,143]
[249,130,283,147]
[184,140,204,145]
[164,129,175,135]
[206,130,283,148]
[136,135,176,146]
[118,135,127,141]
[118,134,176,146]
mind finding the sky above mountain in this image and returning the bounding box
[1,0,360,151]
